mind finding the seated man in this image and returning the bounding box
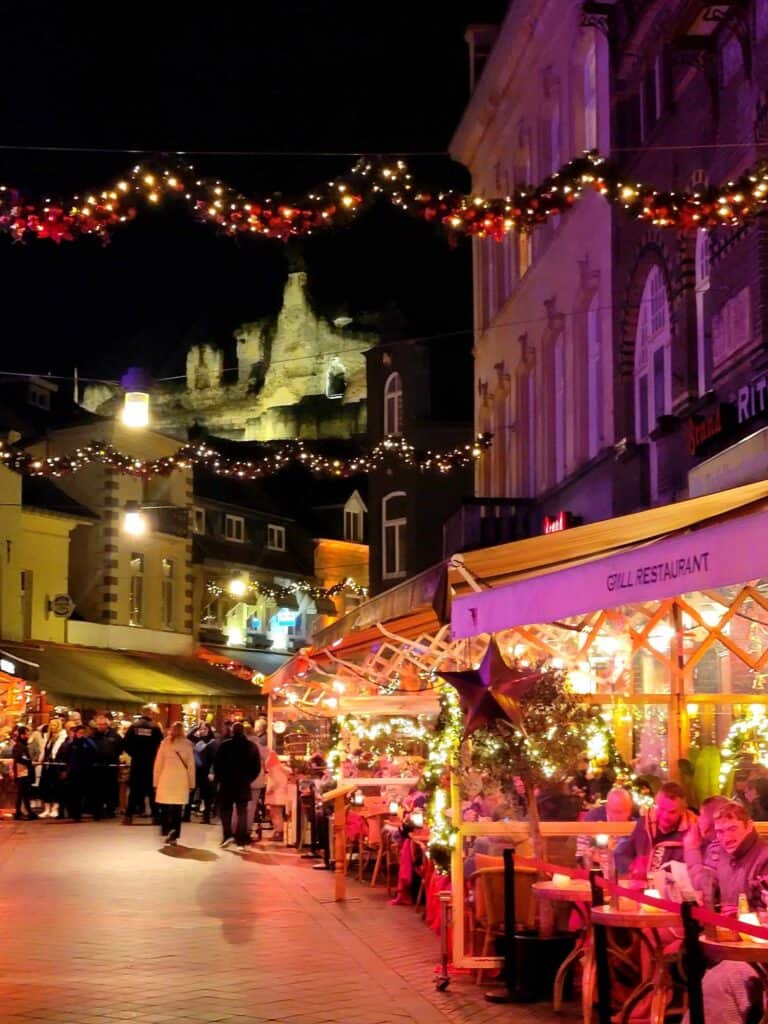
[615,780,696,878]
[690,801,768,1023]
[576,786,636,867]
[683,793,731,895]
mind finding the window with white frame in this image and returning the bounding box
[192,507,206,534]
[695,229,711,395]
[161,558,174,630]
[634,265,671,439]
[129,552,144,627]
[383,372,403,436]
[712,287,752,369]
[225,514,245,542]
[382,491,407,580]
[267,524,286,551]
[583,40,598,150]
[553,335,566,481]
[344,508,363,542]
[587,294,603,457]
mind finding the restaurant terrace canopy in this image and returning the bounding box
[449,478,768,775]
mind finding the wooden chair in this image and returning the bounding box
[468,861,537,983]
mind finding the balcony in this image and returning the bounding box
[442,498,539,557]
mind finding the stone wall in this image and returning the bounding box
[84,272,371,442]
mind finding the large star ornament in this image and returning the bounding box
[439,636,539,737]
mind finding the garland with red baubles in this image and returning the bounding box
[0,151,762,244]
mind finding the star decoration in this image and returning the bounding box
[438,635,540,737]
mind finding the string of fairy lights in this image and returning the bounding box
[206,575,368,603]
[3,150,768,244]
[0,433,492,480]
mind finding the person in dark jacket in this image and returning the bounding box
[122,711,163,824]
[62,725,96,822]
[615,780,697,878]
[213,722,261,850]
[90,714,123,819]
[12,726,37,820]
[188,722,217,823]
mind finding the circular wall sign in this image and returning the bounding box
[50,594,75,618]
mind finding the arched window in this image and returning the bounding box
[383,372,403,436]
[695,229,711,396]
[326,357,347,399]
[634,265,671,440]
[382,491,407,580]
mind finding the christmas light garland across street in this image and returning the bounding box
[206,576,368,604]
[0,433,492,480]
[4,150,768,244]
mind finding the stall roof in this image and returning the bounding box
[2,643,141,705]
[451,482,768,639]
[312,563,447,648]
[263,607,443,693]
[1,642,264,705]
[449,477,768,591]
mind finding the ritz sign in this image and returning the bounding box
[737,374,768,425]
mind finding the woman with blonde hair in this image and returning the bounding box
[39,718,67,818]
[153,722,195,846]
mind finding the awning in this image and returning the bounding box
[312,562,447,647]
[0,647,41,682]
[263,606,443,693]
[449,477,768,592]
[451,489,768,639]
[0,643,264,706]
[2,643,141,705]
[200,645,291,677]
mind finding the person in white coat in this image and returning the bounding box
[153,722,195,845]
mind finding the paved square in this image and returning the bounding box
[0,820,579,1023]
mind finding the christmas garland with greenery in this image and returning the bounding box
[1,151,765,244]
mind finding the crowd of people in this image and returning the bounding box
[0,711,292,851]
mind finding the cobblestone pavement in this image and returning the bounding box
[0,819,580,1023]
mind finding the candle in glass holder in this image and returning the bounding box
[552,872,570,887]
[388,801,399,815]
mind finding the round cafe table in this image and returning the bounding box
[700,936,768,1024]
[532,879,592,1019]
[590,903,681,1024]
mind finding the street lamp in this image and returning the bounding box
[123,500,147,536]
[228,572,248,598]
[120,367,153,428]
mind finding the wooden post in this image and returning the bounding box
[333,792,347,901]
[590,868,612,1024]
[681,900,705,1024]
[320,783,357,902]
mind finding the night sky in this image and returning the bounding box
[0,2,507,384]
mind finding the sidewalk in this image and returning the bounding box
[0,820,580,1023]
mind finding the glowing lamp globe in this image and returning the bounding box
[123,500,146,536]
[228,574,248,598]
[120,367,153,428]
